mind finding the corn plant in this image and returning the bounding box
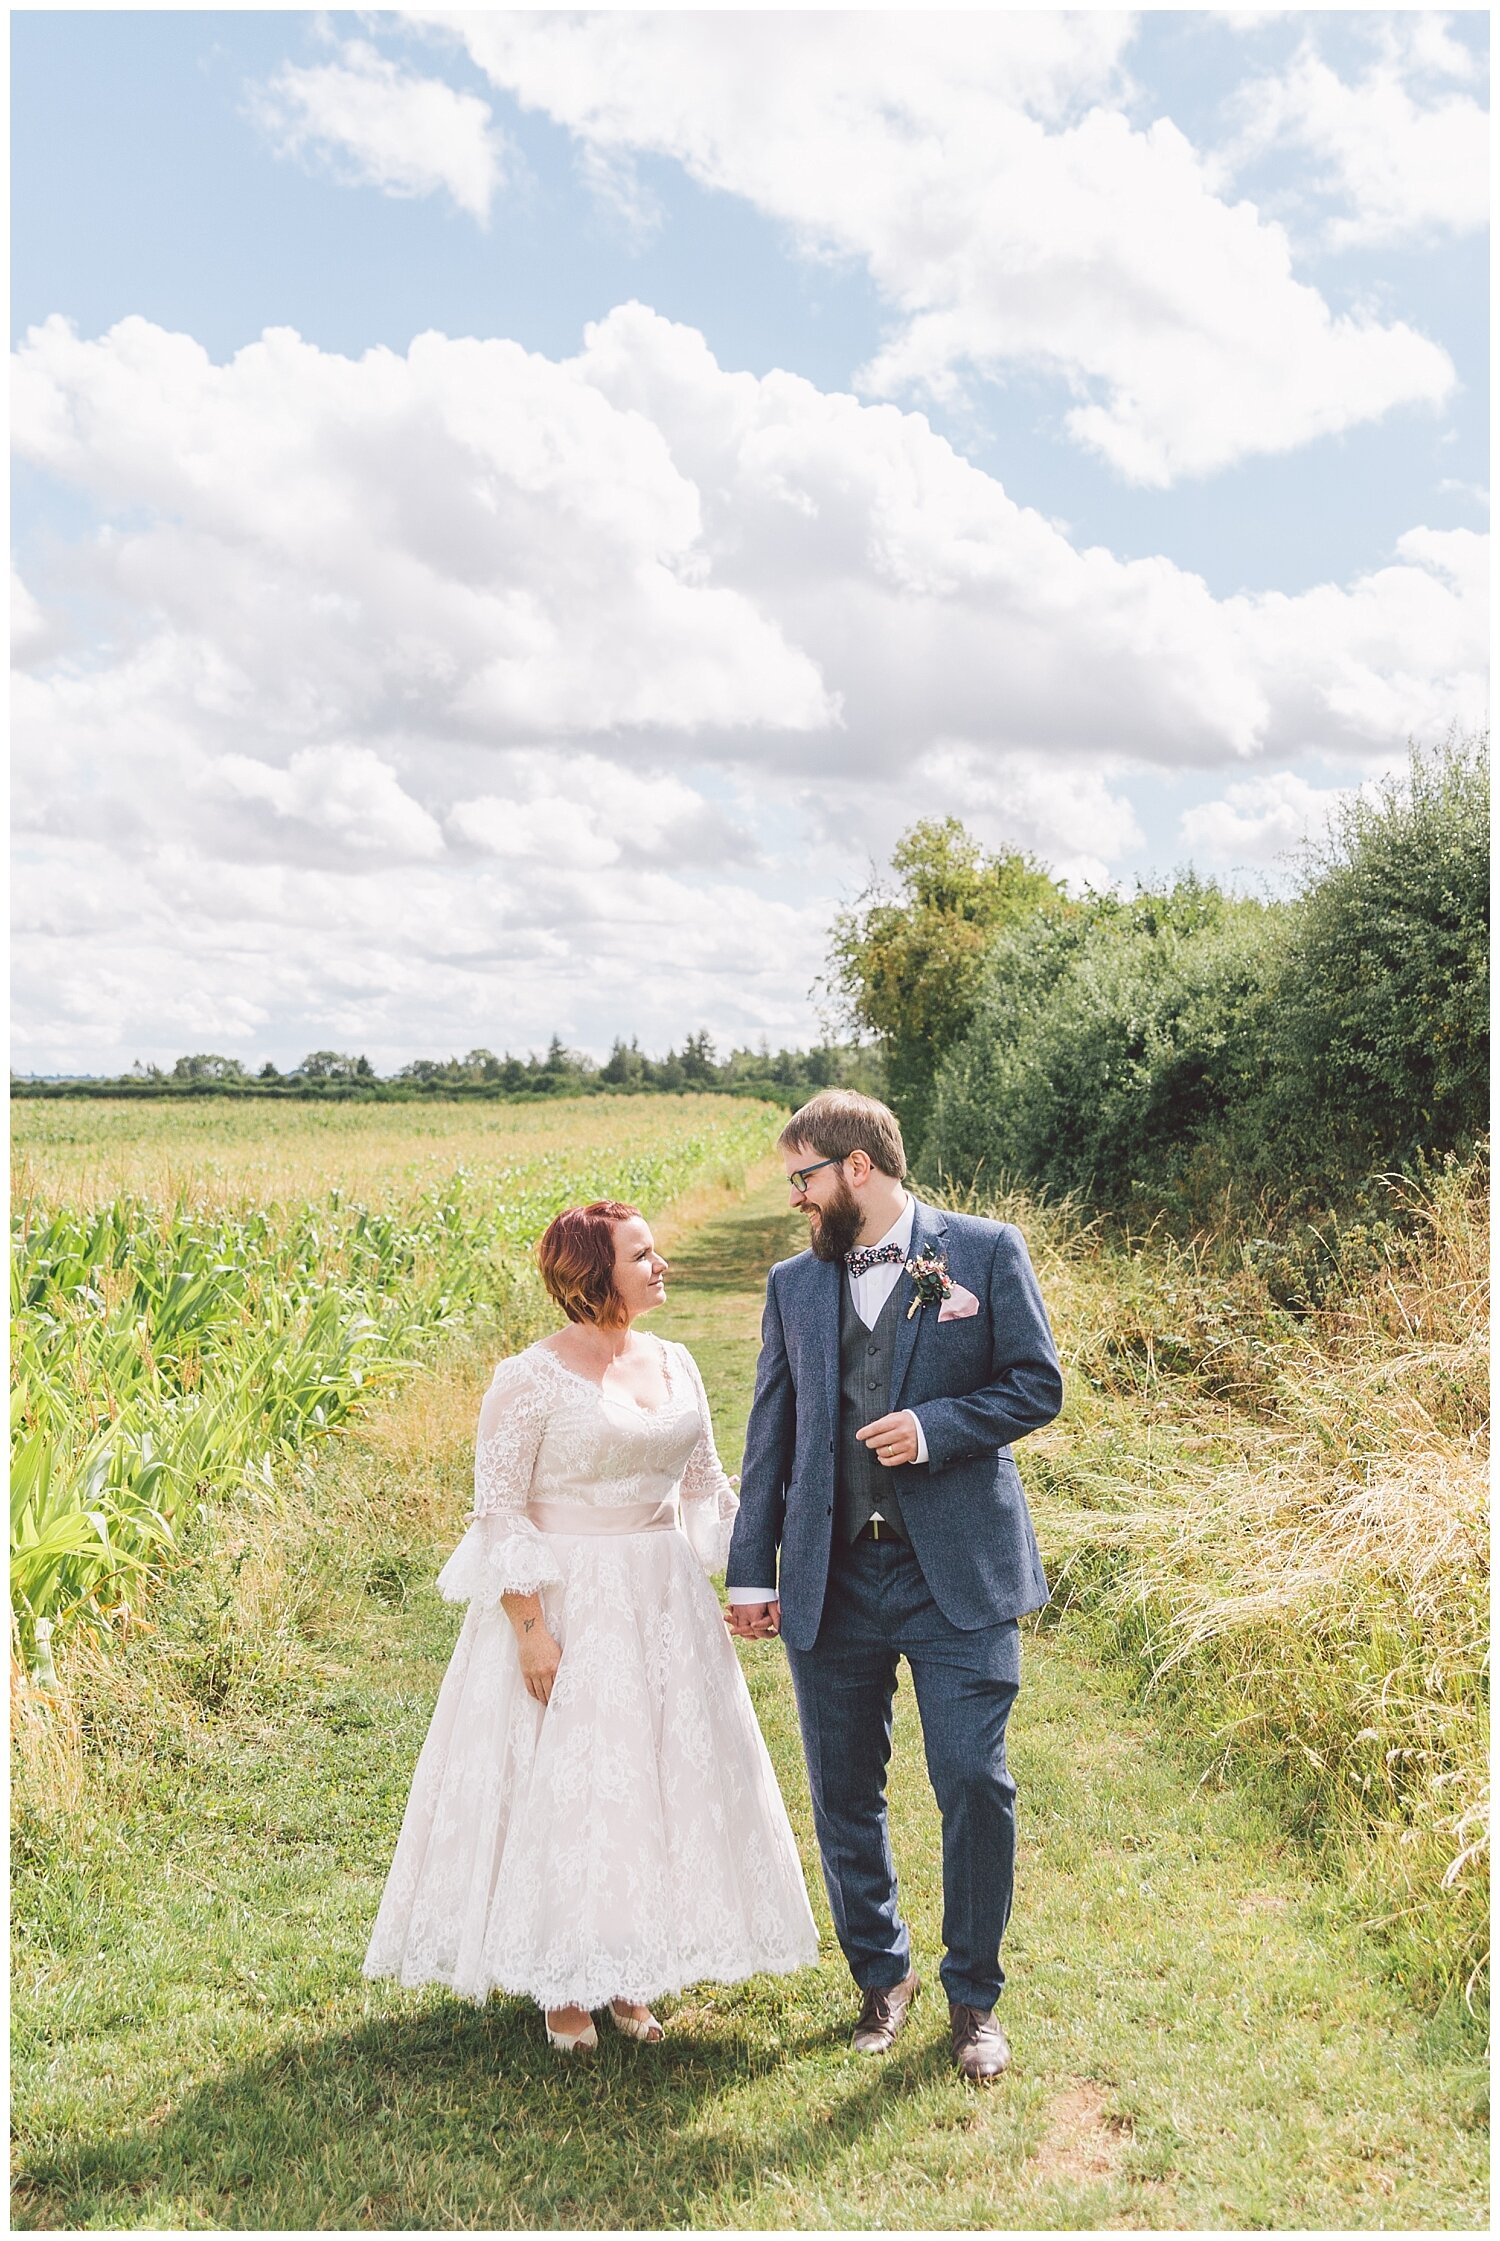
[11,1105,775,1675]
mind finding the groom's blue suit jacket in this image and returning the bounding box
[727,1198,1063,1653]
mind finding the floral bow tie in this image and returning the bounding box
[845,1242,906,1279]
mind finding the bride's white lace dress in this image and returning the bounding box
[363,1335,819,2010]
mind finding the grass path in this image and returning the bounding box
[12,1178,1487,2229]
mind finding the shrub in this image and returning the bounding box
[922,880,1288,1215]
[1271,733,1489,1183]
[919,735,1488,1222]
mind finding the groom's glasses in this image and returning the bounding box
[787,1157,841,1194]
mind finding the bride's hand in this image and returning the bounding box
[725,1600,780,1641]
[515,1615,563,1705]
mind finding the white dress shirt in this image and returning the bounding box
[728,1194,928,1605]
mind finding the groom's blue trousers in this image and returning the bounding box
[783,1532,1021,2013]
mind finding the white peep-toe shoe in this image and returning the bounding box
[545,2011,599,2053]
[608,2001,664,2043]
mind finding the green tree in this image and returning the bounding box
[826,817,1061,1146]
[295,1050,365,1082]
[601,1037,647,1087]
[681,1028,717,1085]
[170,1054,249,1084]
[535,1036,595,1093]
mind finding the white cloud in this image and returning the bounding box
[448,752,752,872]
[251,36,508,223]
[1223,24,1488,248]
[11,311,835,746]
[910,744,1146,896]
[10,565,63,667]
[1178,770,1354,870]
[1226,528,1488,755]
[10,834,832,1072]
[11,305,1487,1069]
[412,8,1456,485]
[214,744,447,862]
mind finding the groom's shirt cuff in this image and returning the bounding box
[909,1410,929,1464]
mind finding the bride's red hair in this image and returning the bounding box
[536,1200,641,1328]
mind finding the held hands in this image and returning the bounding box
[725,1600,780,1641]
[724,1417,917,1642]
[856,1410,920,1467]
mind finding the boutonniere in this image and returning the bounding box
[905,1253,954,1319]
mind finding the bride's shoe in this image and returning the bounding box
[545,2008,598,2053]
[608,2000,665,2043]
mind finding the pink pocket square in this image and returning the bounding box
[938,1283,980,1322]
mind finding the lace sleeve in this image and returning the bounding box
[435,1353,564,1606]
[675,1343,740,1577]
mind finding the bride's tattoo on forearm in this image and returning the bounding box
[522,1617,535,1633]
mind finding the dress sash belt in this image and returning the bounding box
[527,1497,679,1537]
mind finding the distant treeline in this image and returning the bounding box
[12,1034,884,1111]
[829,732,1488,1271]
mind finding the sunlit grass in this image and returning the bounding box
[10,1179,1487,2229]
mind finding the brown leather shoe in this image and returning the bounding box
[950,2002,1011,2083]
[851,1969,920,2054]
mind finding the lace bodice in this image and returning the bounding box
[438,1337,740,1604]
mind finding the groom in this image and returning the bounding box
[726,1089,1062,2083]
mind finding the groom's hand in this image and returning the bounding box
[856,1411,920,1466]
[725,1600,781,1640]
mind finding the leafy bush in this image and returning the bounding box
[922,880,1288,1214]
[920,734,1488,1221]
[1271,733,1489,1183]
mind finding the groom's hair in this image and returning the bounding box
[778,1090,907,1181]
[537,1200,641,1328]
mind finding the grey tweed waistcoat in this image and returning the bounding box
[834,1273,908,1544]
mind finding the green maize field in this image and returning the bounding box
[10,1094,779,1680]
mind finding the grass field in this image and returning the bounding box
[10,1175,1488,2229]
[10,1091,772,1209]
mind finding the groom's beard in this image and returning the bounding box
[806,1176,863,1264]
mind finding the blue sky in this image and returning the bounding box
[11,8,1489,1072]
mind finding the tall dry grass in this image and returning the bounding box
[942,1148,1489,2013]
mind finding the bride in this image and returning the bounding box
[363,1197,819,2050]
